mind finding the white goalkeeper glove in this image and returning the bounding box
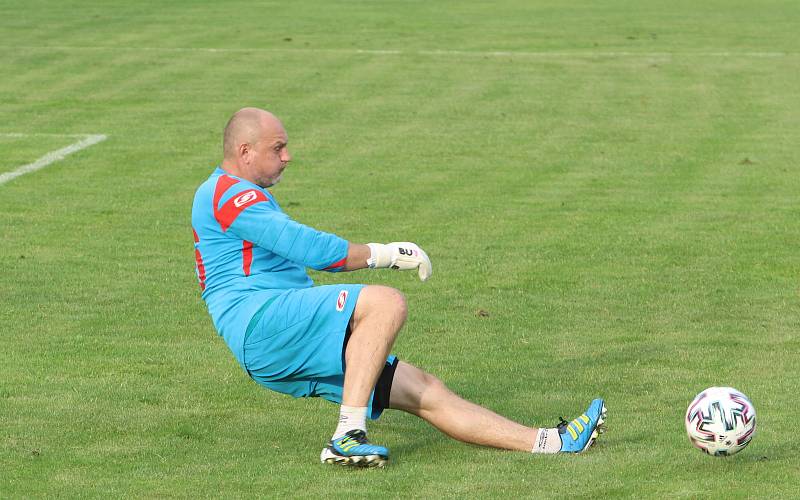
[366,242,433,282]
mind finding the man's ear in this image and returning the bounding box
[238,142,251,163]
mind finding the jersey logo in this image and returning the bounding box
[336,290,348,312]
[212,175,269,231]
[233,190,258,208]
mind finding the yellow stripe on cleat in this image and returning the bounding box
[567,425,579,440]
[580,415,590,425]
[572,420,585,433]
[340,441,358,452]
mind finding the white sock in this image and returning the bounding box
[531,428,562,454]
[333,405,368,440]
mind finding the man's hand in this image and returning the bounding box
[367,242,433,282]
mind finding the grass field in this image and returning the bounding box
[1,0,799,497]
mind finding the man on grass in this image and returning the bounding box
[191,107,606,467]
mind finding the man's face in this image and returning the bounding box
[246,118,291,188]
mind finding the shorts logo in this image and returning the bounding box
[336,290,348,312]
[233,190,258,208]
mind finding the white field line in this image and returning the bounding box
[0,45,795,58]
[0,132,100,138]
[0,134,107,186]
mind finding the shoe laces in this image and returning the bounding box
[341,429,369,445]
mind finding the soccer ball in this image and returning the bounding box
[685,387,756,456]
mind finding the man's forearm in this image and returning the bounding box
[343,243,372,271]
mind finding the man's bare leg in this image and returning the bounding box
[389,361,606,454]
[321,285,406,467]
[341,285,407,406]
[389,361,538,451]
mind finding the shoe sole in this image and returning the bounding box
[320,449,388,468]
[580,403,607,453]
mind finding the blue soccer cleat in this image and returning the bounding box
[320,430,389,468]
[558,398,607,453]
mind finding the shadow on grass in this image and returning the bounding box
[383,425,449,465]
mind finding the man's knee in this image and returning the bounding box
[389,362,451,413]
[419,372,449,400]
[352,285,408,329]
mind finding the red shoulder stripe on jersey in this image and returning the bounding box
[324,256,347,271]
[192,228,207,291]
[242,240,254,276]
[213,175,239,209]
[212,175,269,231]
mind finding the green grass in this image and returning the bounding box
[1,0,799,497]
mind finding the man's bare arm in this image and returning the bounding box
[343,243,372,271]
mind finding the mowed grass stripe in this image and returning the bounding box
[2,0,800,56]
[4,44,800,58]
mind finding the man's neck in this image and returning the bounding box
[220,160,244,179]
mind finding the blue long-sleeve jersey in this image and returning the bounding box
[191,167,348,363]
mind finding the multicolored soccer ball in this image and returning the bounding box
[685,387,756,456]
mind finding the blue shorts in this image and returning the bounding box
[242,284,397,420]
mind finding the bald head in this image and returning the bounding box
[220,107,291,188]
[223,107,281,160]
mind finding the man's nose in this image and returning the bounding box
[282,149,292,163]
